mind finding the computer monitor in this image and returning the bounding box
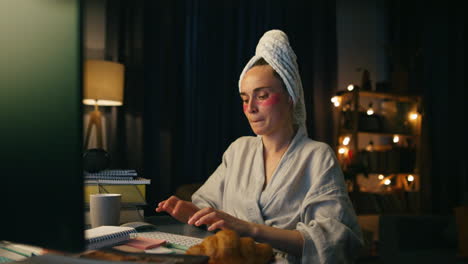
[0,0,84,252]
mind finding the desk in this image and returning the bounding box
[15,216,212,264]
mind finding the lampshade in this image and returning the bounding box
[83,60,124,106]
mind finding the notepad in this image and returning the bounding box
[123,237,166,250]
[85,226,137,250]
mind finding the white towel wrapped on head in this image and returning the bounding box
[239,29,306,130]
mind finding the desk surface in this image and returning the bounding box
[15,216,212,264]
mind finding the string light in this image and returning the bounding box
[407,175,414,182]
[384,179,391,185]
[409,112,419,120]
[365,140,374,151]
[338,147,347,155]
[378,174,384,180]
[366,102,374,115]
[342,136,350,146]
[347,84,354,91]
[393,135,399,143]
[331,96,341,107]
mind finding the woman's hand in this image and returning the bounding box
[155,196,200,223]
[187,207,256,236]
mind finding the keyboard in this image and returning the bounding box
[0,257,13,263]
[138,231,203,248]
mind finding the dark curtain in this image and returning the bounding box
[421,3,466,214]
[388,1,466,214]
[141,0,338,214]
[104,0,145,171]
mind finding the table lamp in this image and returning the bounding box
[83,60,124,150]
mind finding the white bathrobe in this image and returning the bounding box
[192,126,363,263]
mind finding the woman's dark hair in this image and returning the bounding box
[252,58,286,90]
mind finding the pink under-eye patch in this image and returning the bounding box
[259,93,281,106]
[242,93,281,112]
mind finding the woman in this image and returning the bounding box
[156,29,363,263]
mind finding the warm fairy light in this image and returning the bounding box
[393,135,399,143]
[331,96,341,107]
[407,175,414,182]
[409,112,419,120]
[338,147,347,154]
[384,179,391,185]
[366,102,374,115]
[342,136,350,146]
[378,174,384,180]
[347,84,354,91]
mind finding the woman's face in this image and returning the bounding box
[240,65,293,136]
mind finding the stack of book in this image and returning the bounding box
[84,169,151,225]
[84,169,150,184]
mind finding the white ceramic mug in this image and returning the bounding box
[90,193,121,228]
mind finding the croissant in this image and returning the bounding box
[186,229,273,264]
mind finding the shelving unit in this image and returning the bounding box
[332,86,423,214]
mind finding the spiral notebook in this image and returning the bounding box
[84,170,138,177]
[85,226,137,250]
